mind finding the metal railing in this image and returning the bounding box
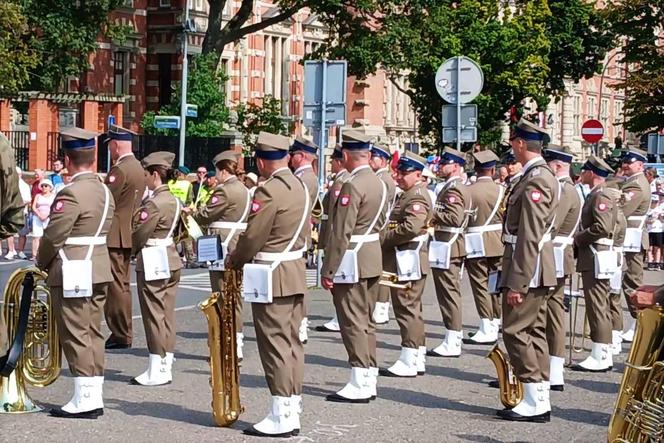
[0,131,29,170]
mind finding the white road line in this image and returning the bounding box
[130,303,199,320]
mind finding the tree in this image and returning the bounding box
[141,52,231,137]
[603,1,664,133]
[0,1,37,94]
[236,95,290,153]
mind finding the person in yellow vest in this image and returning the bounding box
[168,166,196,267]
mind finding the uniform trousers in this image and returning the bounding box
[210,270,243,333]
[377,285,391,304]
[390,277,426,349]
[332,277,380,368]
[252,294,305,396]
[466,257,502,320]
[52,284,108,376]
[136,270,180,357]
[104,248,133,344]
[622,251,643,318]
[546,277,567,358]
[610,292,623,331]
[581,271,612,344]
[431,258,464,331]
[502,286,551,383]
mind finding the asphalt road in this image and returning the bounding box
[0,255,661,442]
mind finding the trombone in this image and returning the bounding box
[566,273,590,365]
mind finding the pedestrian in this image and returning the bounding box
[192,165,208,205]
[5,166,32,260]
[646,192,664,270]
[49,159,66,192]
[31,178,55,261]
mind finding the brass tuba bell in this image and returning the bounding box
[0,267,60,413]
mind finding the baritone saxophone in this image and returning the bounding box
[487,345,524,409]
[199,270,243,427]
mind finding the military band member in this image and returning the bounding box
[370,142,397,325]
[0,132,27,361]
[618,148,651,342]
[321,131,387,403]
[130,152,182,386]
[37,128,115,418]
[189,150,249,359]
[103,125,145,350]
[497,119,558,423]
[543,145,582,390]
[315,146,348,333]
[227,132,309,437]
[503,151,523,190]
[464,150,504,345]
[605,178,627,355]
[289,136,320,344]
[378,152,432,377]
[571,156,617,373]
[429,147,472,357]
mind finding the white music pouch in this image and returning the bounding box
[429,240,452,270]
[242,263,273,303]
[594,249,618,280]
[396,249,421,281]
[623,228,642,253]
[464,233,485,259]
[62,259,93,298]
[609,268,622,294]
[553,245,565,278]
[142,245,171,281]
[334,250,359,284]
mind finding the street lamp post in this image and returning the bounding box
[178,0,192,167]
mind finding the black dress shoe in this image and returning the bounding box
[496,409,550,423]
[462,338,497,345]
[425,349,460,358]
[314,325,339,332]
[550,384,564,392]
[49,408,103,419]
[570,364,612,373]
[417,371,425,376]
[488,380,500,388]
[129,378,171,386]
[378,368,416,378]
[105,340,131,350]
[325,393,371,404]
[242,426,295,438]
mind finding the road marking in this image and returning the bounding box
[130,304,198,320]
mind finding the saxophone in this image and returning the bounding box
[608,306,664,442]
[199,270,243,427]
[487,345,524,408]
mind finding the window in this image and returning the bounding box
[159,0,171,7]
[113,51,129,96]
[262,35,290,115]
[601,98,609,128]
[573,96,581,136]
[614,100,624,129]
[158,54,172,106]
[587,96,596,120]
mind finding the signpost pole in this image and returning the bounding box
[456,56,461,151]
[315,60,328,288]
[178,0,190,167]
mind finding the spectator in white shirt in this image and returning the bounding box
[646,192,664,270]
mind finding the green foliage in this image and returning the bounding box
[603,1,664,133]
[0,1,37,94]
[236,95,289,154]
[141,53,231,137]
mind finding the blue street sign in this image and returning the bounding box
[154,116,181,129]
[107,115,116,127]
[186,104,198,118]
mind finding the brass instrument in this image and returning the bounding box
[0,267,60,413]
[379,272,411,290]
[608,306,664,442]
[311,193,323,219]
[487,345,524,408]
[199,270,243,427]
[179,212,204,241]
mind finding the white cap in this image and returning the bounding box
[246,172,258,184]
[39,179,53,188]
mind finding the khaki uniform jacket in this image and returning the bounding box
[621,172,651,249]
[322,165,386,280]
[376,168,397,217]
[193,176,250,251]
[432,176,471,258]
[500,158,559,292]
[467,176,504,258]
[381,182,432,275]
[0,135,25,239]
[574,185,617,272]
[38,173,116,287]
[229,168,309,297]
[294,166,319,208]
[319,170,348,250]
[605,187,626,248]
[132,185,183,273]
[553,177,582,276]
[105,154,145,249]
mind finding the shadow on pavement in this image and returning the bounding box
[552,406,610,426]
[566,378,620,394]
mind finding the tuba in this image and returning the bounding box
[0,267,60,413]
[607,306,664,442]
[199,269,243,427]
[487,345,524,408]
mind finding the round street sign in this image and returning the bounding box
[435,56,484,104]
[581,119,604,143]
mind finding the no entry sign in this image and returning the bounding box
[581,119,604,144]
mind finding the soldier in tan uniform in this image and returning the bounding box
[618,148,651,342]
[464,150,504,345]
[503,150,523,191]
[321,131,387,403]
[130,152,183,386]
[429,147,472,357]
[605,178,627,355]
[189,150,250,358]
[37,128,115,418]
[315,146,348,333]
[542,146,582,390]
[571,156,617,373]
[103,125,145,350]
[496,119,558,423]
[227,132,309,437]
[378,152,432,377]
[370,142,397,325]
[289,136,319,344]
[0,133,26,361]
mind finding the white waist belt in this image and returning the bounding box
[627,215,647,222]
[65,236,107,246]
[594,238,614,247]
[255,250,304,262]
[210,221,247,230]
[145,237,174,247]
[436,226,464,235]
[467,223,502,234]
[411,234,430,242]
[503,233,552,245]
[553,236,574,246]
[321,215,329,221]
[350,233,380,243]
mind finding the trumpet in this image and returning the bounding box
[379,272,411,289]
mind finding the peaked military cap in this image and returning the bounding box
[290,136,318,156]
[397,151,427,171]
[331,145,344,160]
[441,147,466,165]
[512,118,548,142]
[213,150,241,165]
[581,155,613,178]
[543,144,573,163]
[341,130,373,151]
[473,150,500,169]
[61,127,98,150]
[371,142,391,160]
[621,147,648,163]
[501,150,517,164]
[107,124,136,142]
[142,151,176,169]
[255,131,290,160]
